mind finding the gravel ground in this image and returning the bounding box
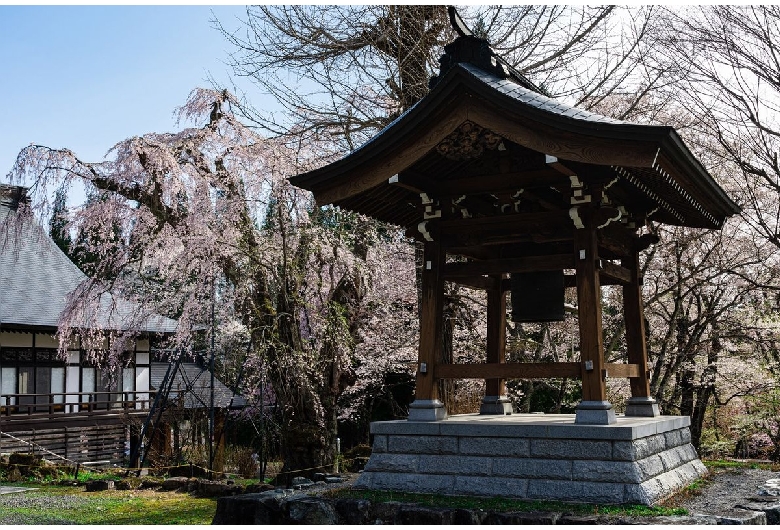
[0,491,88,525]
[674,467,780,518]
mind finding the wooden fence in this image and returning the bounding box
[0,423,128,465]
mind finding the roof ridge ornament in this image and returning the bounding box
[448,5,473,38]
[429,6,549,96]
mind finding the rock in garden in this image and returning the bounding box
[161,476,189,491]
[85,480,115,492]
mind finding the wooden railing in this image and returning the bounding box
[0,391,156,418]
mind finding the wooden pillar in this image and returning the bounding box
[480,274,512,414]
[129,424,141,469]
[213,410,226,475]
[573,210,615,424]
[622,250,660,416]
[409,241,447,421]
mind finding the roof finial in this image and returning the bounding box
[429,8,501,90]
[429,7,550,96]
[448,6,473,38]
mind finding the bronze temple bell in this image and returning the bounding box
[510,270,565,323]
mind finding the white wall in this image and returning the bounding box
[0,332,32,347]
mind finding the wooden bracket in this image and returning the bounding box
[569,207,585,229]
[418,221,434,242]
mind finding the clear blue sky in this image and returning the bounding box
[0,5,257,196]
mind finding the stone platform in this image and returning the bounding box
[355,413,706,506]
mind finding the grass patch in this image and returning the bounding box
[686,477,708,492]
[325,488,687,517]
[703,459,780,471]
[0,484,216,525]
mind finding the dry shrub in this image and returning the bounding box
[225,446,258,478]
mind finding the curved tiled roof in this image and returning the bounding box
[460,63,628,126]
[290,48,739,230]
[0,185,177,333]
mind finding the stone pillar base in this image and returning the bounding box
[407,399,447,421]
[480,396,513,415]
[625,397,660,417]
[575,400,617,425]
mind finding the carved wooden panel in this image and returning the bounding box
[435,121,503,161]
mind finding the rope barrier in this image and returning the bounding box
[0,431,79,467]
[82,456,364,478]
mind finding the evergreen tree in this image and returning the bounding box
[49,186,72,255]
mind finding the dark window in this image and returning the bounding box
[35,349,58,363]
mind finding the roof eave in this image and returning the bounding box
[290,65,674,203]
[658,132,741,218]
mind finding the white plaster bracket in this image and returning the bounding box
[570,207,585,229]
[647,206,659,217]
[568,174,592,205]
[512,189,524,212]
[571,191,592,205]
[424,207,442,220]
[618,205,628,223]
[418,221,434,242]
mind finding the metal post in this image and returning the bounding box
[209,273,216,479]
[335,437,340,474]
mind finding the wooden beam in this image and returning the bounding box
[428,361,640,380]
[435,362,581,380]
[418,169,568,197]
[439,210,571,232]
[442,231,573,249]
[439,210,574,247]
[448,275,499,291]
[441,246,499,261]
[636,233,660,252]
[599,260,632,286]
[388,173,425,194]
[597,224,635,258]
[546,155,577,178]
[444,254,574,278]
[604,363,641,378]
